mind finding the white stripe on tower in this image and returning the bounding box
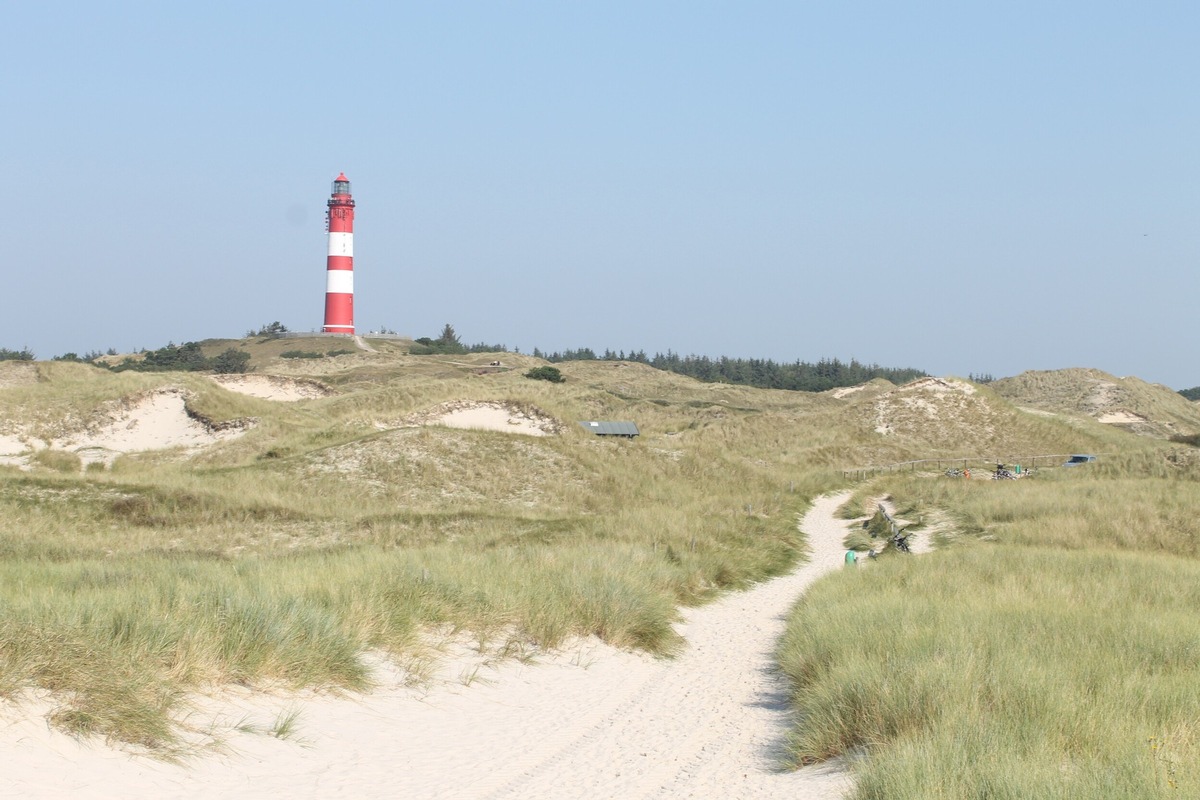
[328,232,353,257]
[326,270,354,294]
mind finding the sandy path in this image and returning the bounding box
[2,492,858,799]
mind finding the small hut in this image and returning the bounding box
[578,421,640,439]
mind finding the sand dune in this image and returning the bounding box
[54,390,249,467]
[0,390,253,469]
[209,375,336,401]
[1,493,863,799]
[411,400,562,437]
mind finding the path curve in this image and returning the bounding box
[2,492,860,799]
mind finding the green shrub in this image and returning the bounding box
[0,347,35,361]
[524,366,565,383]
[281,350,324,360]
[212,348,252,374]
[113,342,209,372]
[247,321,289,337]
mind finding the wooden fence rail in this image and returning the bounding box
[877,504,901,538]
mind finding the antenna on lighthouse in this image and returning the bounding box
[322,173,356,335]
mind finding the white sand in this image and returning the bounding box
[1,493,861,799]
[209,374,335,401]
[897,377,976,395]
[4,391,250,470]
[45,390,248,468]
[1097,409,1145,425]
[0,433,27,456]
[431,401,561,437]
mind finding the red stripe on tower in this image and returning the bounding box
[322,173,356,334]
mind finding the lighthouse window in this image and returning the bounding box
[333,180,350,195]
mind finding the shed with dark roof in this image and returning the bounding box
[578,421,640,438]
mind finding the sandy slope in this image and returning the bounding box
[209,374,335,401]
[50,390,247,467]
[2,492,859,799]
[435,404,556,437]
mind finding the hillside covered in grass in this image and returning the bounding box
[2,336,1197,792]
[991,367,1200,440]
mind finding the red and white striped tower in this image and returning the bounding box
[322,173,356,334]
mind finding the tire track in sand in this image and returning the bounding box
[479,491,857,800]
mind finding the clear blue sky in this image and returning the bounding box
[3,2,1197,388]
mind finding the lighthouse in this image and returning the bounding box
[322,173,355,334]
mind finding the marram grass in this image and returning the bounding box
[5,347,1199,772]
[781,456,1200,799]
[0,449,812,750]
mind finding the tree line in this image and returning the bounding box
[109,342,252,374]
[1,343,252,374]
[12,322,1194,399]
[529,347,927,392]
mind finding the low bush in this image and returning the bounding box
[212,348,252,374]
[0,347,36,361]
[247,321,289,337]
[524,366,565,383]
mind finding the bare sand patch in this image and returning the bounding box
[897,377,976,395]
[210,374,336,401]
[872,377,993,439]
[409,400,563,437]
[40,390,253,467]
[1097,408,1147,425]
[0,433,28,456]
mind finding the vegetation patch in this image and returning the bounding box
[781,548,1200,798]
[781,454,1200,798]
[29,449,82,473]
[3,334,1198,782]
[524,366,565,383]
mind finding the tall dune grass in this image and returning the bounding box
[781,451,1200,798]
[6,346,1194,759]
[0,357,841,748]
[781,548,1200,798]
